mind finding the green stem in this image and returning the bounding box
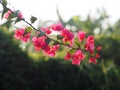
[101,60,109,90]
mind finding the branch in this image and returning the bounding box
[0,1,78,50]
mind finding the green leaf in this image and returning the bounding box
[57,35,63,40]
[14,18,21,24]
[30,16,37,24]
[24,27,32,35]
[8,13,16,19]
[1,8,8,19]
[65,41,70,46]
[45,38,51,44]
[2,0,7,6]
[75,39,80,47]
[52,41,59,45]
[69,48,76,54]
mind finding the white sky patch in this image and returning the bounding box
[1,0,120,24]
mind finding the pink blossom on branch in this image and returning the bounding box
[96,46,102,51]
[89,57,97,64]
[60,28,74,46]
[32,36,48,51]
[72,50,85,65]
[45,44,60,57]
[85,36,95,54]
[41,27,52,34]
[17,11,23,19]
[4,10,12,19]
[77,31,86,42]
[50,23,63,31]
[95,53,100,59]
[14,29,30,42]
[64,52,71,60]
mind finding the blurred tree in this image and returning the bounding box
[57,8,109,35]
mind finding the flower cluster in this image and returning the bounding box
[64,30,102,65]
[14,28,30,42]
[1,1,102,65]
[65,50,84,65]
[13,23,102,65]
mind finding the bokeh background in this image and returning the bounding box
[0,0,120,90]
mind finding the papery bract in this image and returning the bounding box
[46,50,55,57]
[21,33,30,42]
[17,12,23,19]
[4,10,12,19]
[14,28,30,42]
[86,36,94,44]
[64,52,71,60]
[51,44,60,51]
[60,28,74,46]
[41,27,52,34]
[72,50,84,65]
[96,46,102,51]
[95,53,100,59]
[77,31,86,42]
[32,36,47,51]
[85,36,95,54]
[14,29,24,40]
[89,57,97,64]
[50,23,63,31]
[85,43,94,54]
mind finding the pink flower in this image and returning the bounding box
[85,43,94,54]
[4,10,12,19]
[17,12,23,19]
[95,53,100,59]
[46,50,55,57]
[45,44,60,57]
[77,31,86,42]
[41,27,52,34]
[32,36,47,51]
[51,44,60,51]
[72,50,84,65]
[50,23,63,31]
[89,57,97,64]
[21,33,30,42]
[14,29,24,40]
[60,28,74,46]
[96,46,102,51]
[64,52,71,60]
[14,29,30,42]
[85,35,95,54]
[86,35,94,44]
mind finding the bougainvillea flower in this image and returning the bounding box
[50,23,63,31]
[14,28,30,42]
[85,35,95,54]
[95,53,100,59]
[51,44,60,51]
[4,10,12,19]
[77,31,86,42]
[96,46,102,51]
[17,11,23,19]
[41,27,52,34]
[72,50,84,65]
[85,43,94,54]
[64,52,71,60]
[89,57,97,64]
[86,35,94,44]
[32,36,47,51]
[60,28,74,46]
